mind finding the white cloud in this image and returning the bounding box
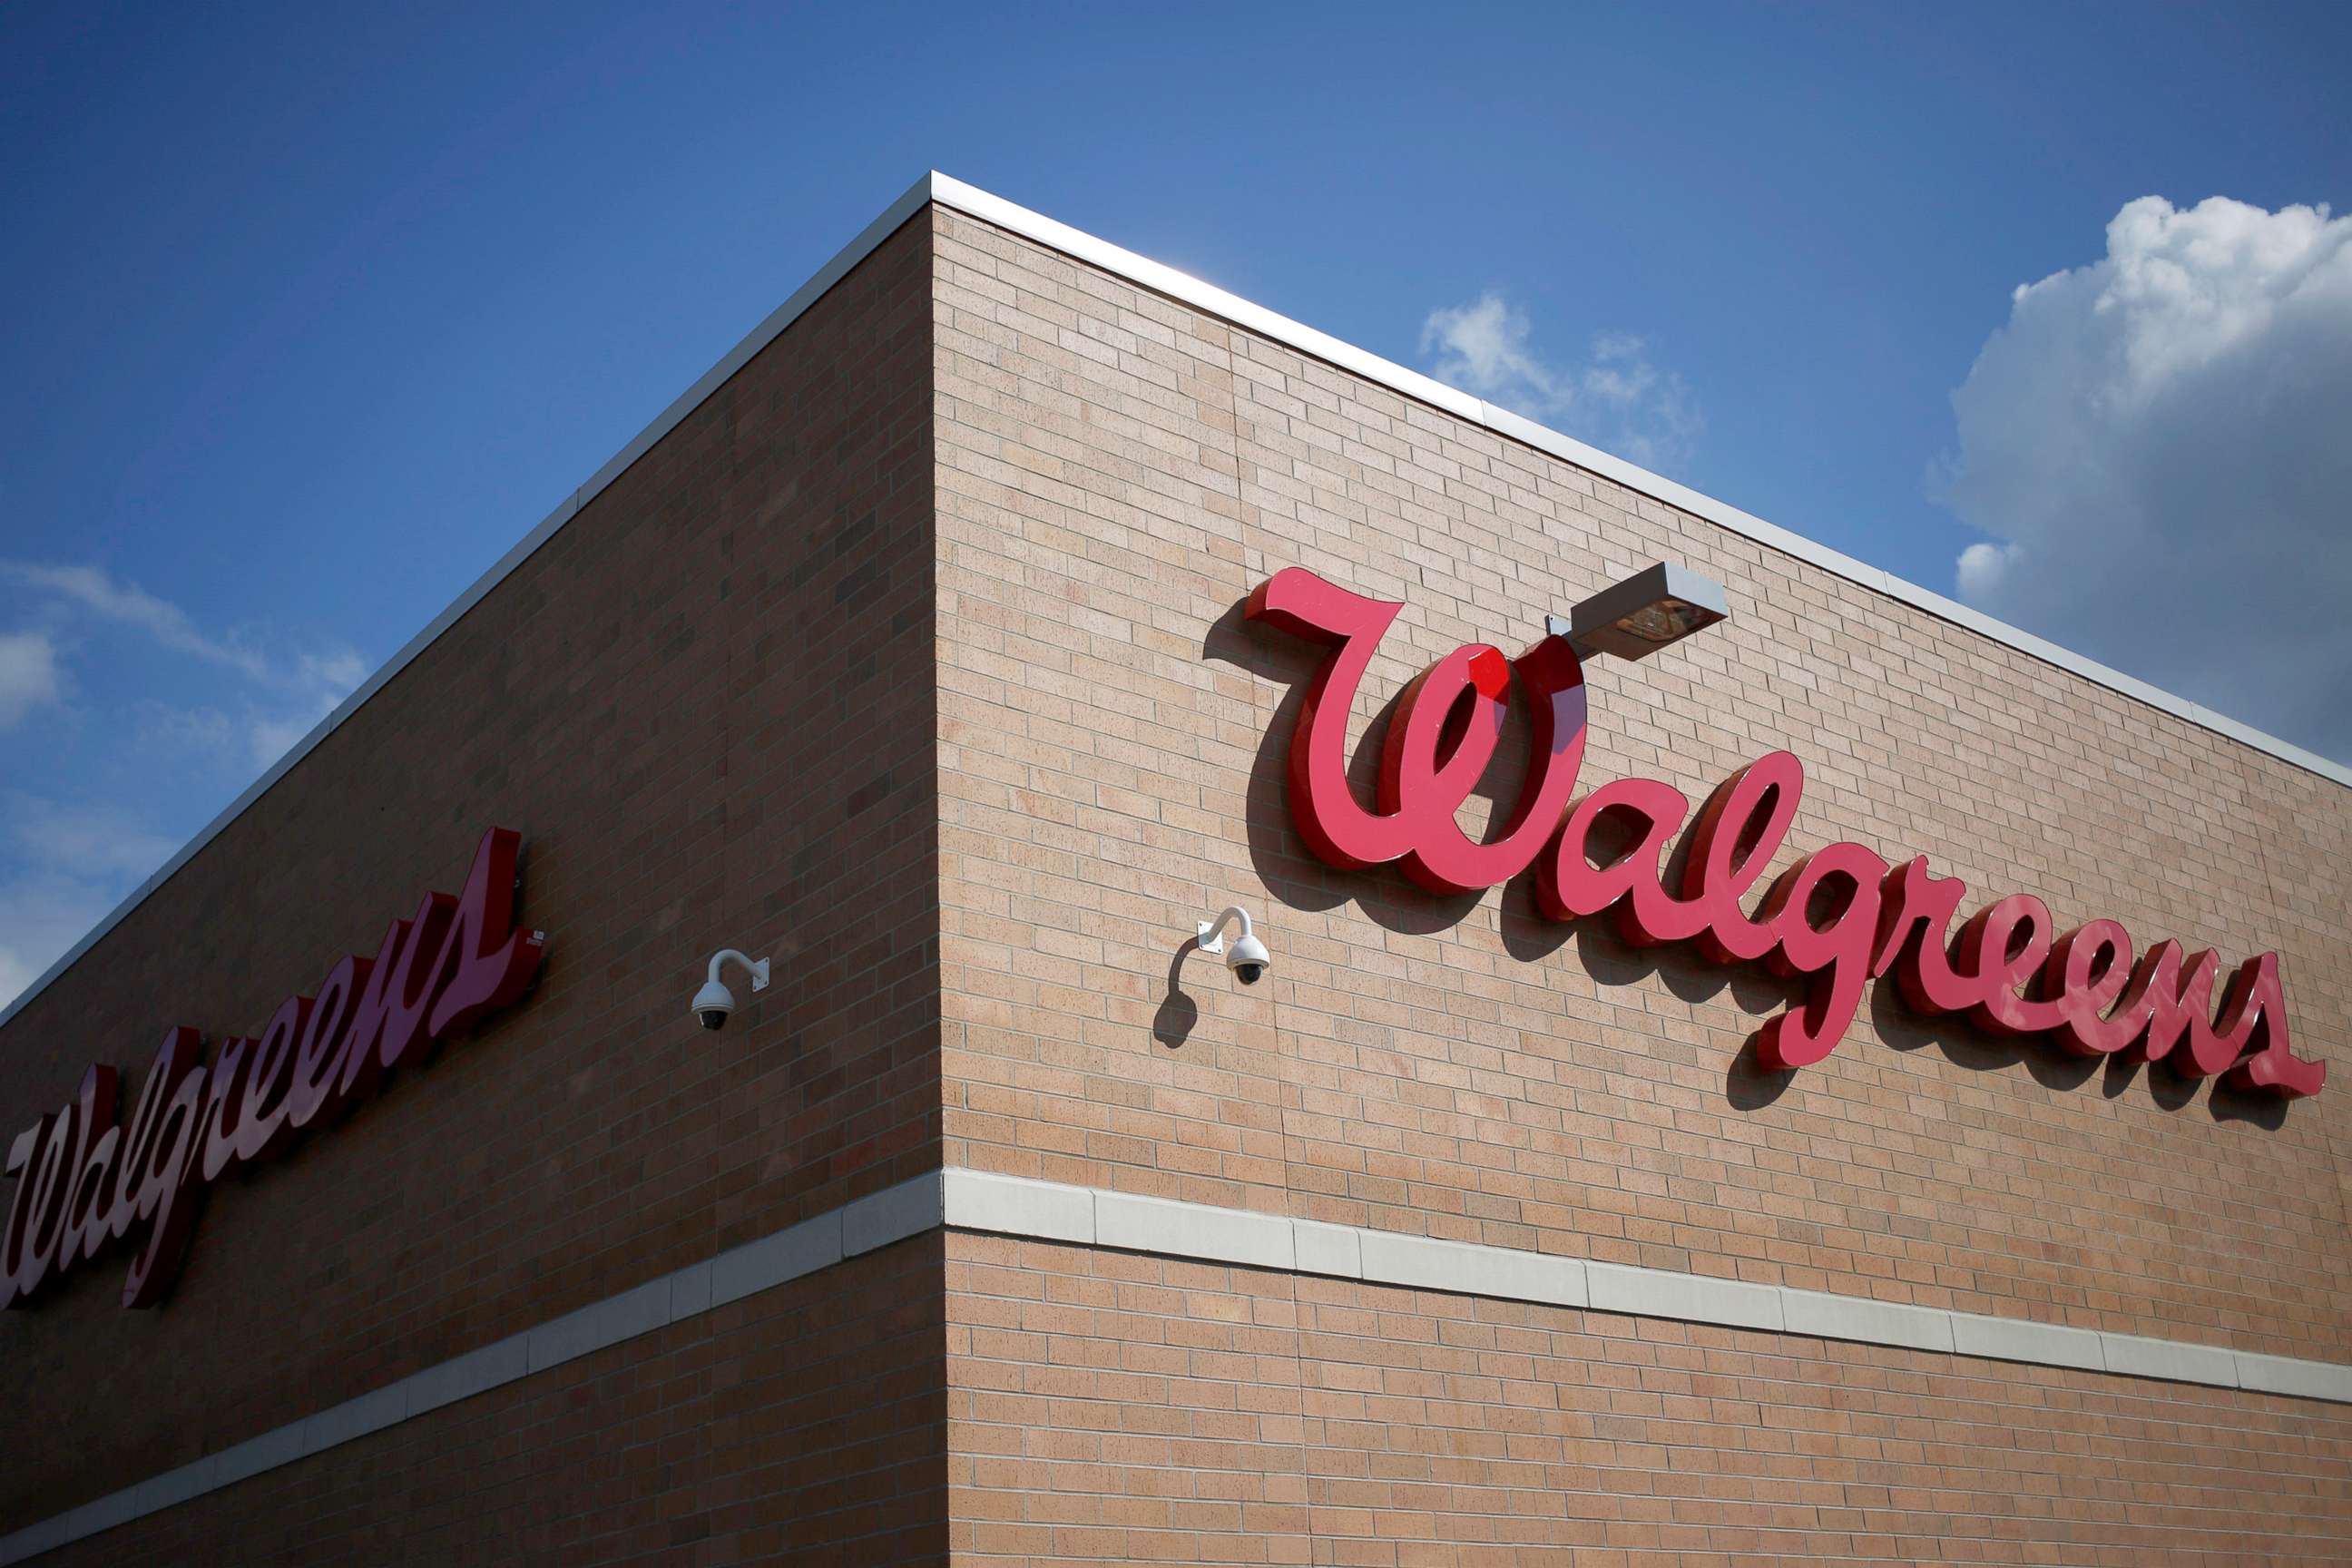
[3,559,367,766]
[0,629,61,730]
[0,566,371,1010]
[134,681,360,775]
[0,561,272,681]
[134,701,236,754]
[0,870,118,1009]
[242,645,363,768]
[296,648,368,693]
[7,796,179,882]
[1940,195,2352,761]
[0,865,142,1011]
[1422,291,1702,470]
[0,799,179,1010]
[135,692,355,774]
[244,688,345,769]
[1424,292,1568,403]
[1954,541,2023,600]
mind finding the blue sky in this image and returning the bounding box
[3,1,2347,1004]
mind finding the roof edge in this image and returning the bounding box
[4,172,2341,1033]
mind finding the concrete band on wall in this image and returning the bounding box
[6,1169,2345,1565]
[4,171,2345,1040]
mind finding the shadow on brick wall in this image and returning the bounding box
[1863,959,2286,1127]
[1152,936,1201,1050]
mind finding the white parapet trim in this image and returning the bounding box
[940,1169,2352,1406]
[1592,1259,1782,1331]
[5,172,2345,1038]
[8,1168,2350,1564]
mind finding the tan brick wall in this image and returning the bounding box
[946,1230,2352,1565]
[43,1236,946,1568]
[927,205,2352,1362]
[0,213,941,1534]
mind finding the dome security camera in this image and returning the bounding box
[1196,906,1271,986]
[692,948,770,1031]
[691,980,734,1031]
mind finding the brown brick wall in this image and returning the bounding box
[946,1230,2352,1565]
[44,1235,946,1568]
[0,212,941,1533]
[927,205,2352,1361]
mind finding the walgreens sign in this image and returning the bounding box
[1,828,544,1309]
[1251,568,2323,1098]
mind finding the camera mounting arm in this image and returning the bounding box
[1195,907,1254,954]
[705,949,771,993]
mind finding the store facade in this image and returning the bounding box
[2,173,2347,1564]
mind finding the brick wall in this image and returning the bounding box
[927,204,2352,1362]
[39,1236,946,1568]
[947,1230,2352,1564]
[8,186,2351,1562]
[0,212,942,1534]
